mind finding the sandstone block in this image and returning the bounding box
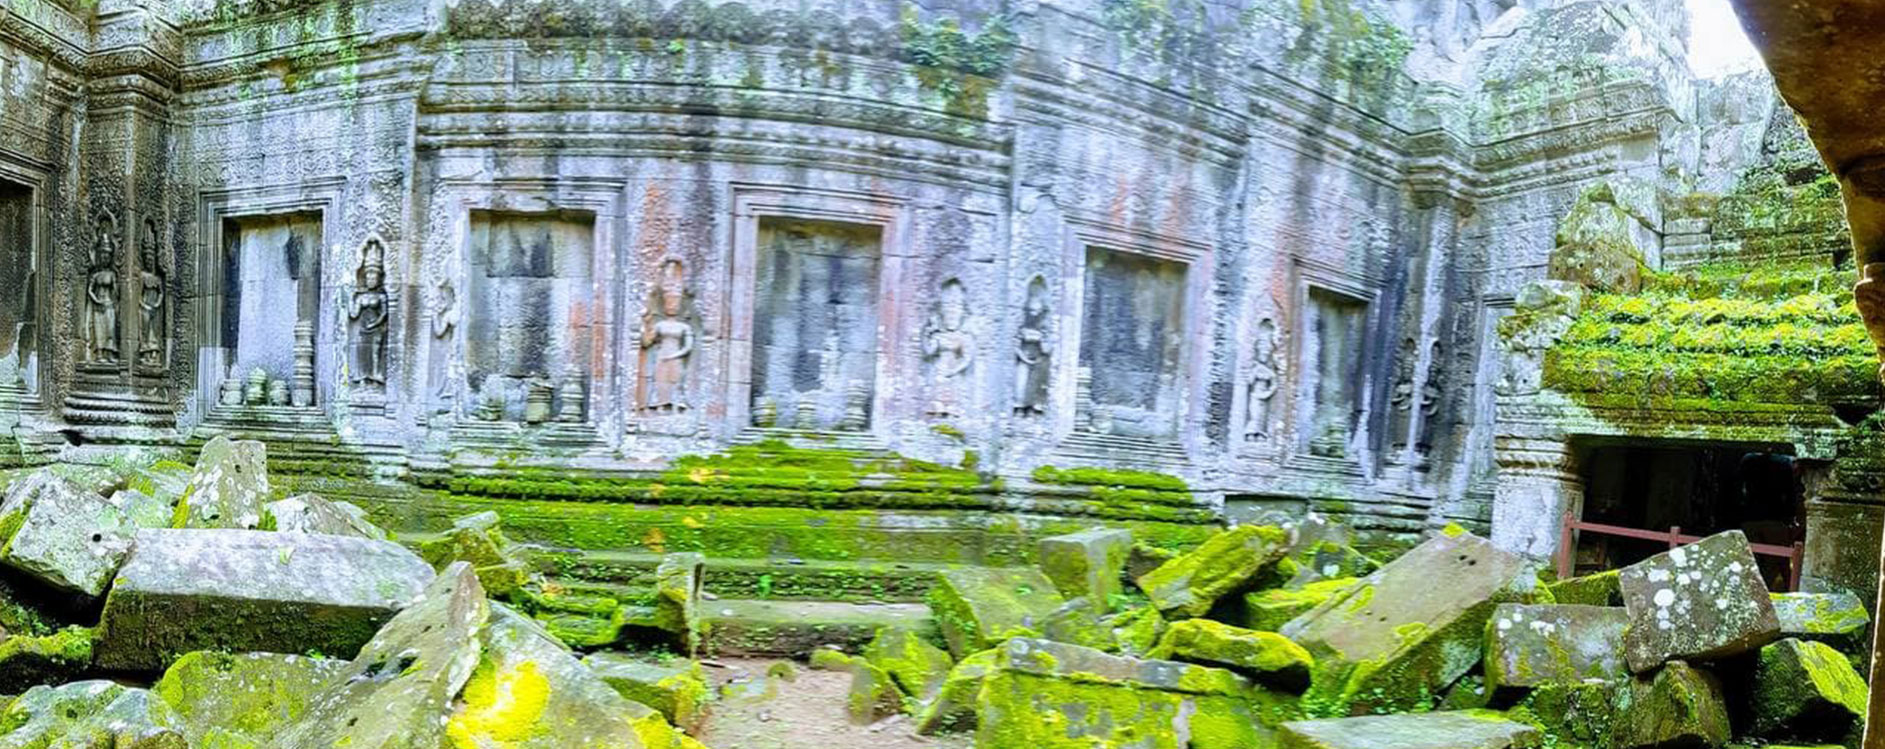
[0,474,133,597]
[862,626,954,703]
[914,647,999,735]
[846,659,904,724]
[1282,529,1538,714]
[1615,661,1731,749]
[1279,710,1543,749]
[95,529,435,671]
[1751,638,1867,741]
[1242,578,1357,631]
[1545,569,1622,606]
[0,680,133,748]
[1036,527,1132,603]
[1147,618,1312,691]
[927,566,1064,657]
[0,626,97,693]
[177,437,270,530]
[1618,530,1779,673]
[109,489,174,530]
[1136,524,1289,617]
[1039,596,1115,650]
[1484,603,1628,689]
[1771,591,1869,655]
[267,494,388,540]
[583,653,711,733]
[1105,605,1165,657]
[152,651,348,746]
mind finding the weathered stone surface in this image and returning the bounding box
[0,475,133,597]
[1283,529,1538,714]
[275,562,490,749]
[1618,530,1779,673]
[1279,710,1542,749]
[1038,596,1115,650]
[928,566,1064,657]
[452,604,677,749]
[1136,525,1290,617]
[1614,661,1731,749]
[95,529,435,671]
[1515,681,1618,749]
[0,680,132,749]
[1484,603,1628,689]
[862,626,954,703]
[650,552,704,653]
[583,652,711,733]
[1771,591,1870,655]
[1242,578,1357,631]
[267,494,388,540]
[914,647,999,735]
[1106,605,1165,657]
[845,659,904,724]
[0,626,96,693]
[1751,638,1867,741]
[176,437,271,530]
[1147,618,1313,691]
[109,489,174,530]
[1037,527,1131,603]
[1545,569,1622,606]
[152,651,347,746]
[977,638,1283,748]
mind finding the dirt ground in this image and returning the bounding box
[696,658,976,749]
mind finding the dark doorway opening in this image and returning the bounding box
[1574,440,1804,590]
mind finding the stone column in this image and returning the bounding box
[1489,435,1581,562]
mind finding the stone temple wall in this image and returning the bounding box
[0,0,1827,544]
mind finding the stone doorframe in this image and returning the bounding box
[723,184,912,440]
[426,177,627,441]
[191,179,345,426]
[1289,256,1380,474]
[0,152,48,407]
[1054,217,1216,455]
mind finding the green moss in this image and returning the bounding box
[0,626,96,693]
[1240,578,1359,632]
[863,626,955,701]
[1549,570,1622,606]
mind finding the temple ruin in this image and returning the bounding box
[0,0,1878,745]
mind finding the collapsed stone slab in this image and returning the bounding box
[176,437,270,530]
[1614,661,1731,749]
[0,471,133,597]
[928,566,1064,657]
[1136,524,1289,617]
[1241,578,1357,631]
[1618,530,1779,673]
[95,529,435,671]
[862,626,954,703]
[0,680,133,749]
[151,651,348,746]
[976,638,1285,748]
[1771,591,1870,656]
[267,494,388,540]
[1283,528,1538,714]
[1278,710,1542,749]
[584,652,711,734]
[109,489,173,530]
[1037,527,1132,603]
[0,626,96,694]
[914,647,1000,735]
[1484,603,1628,689]
[1751,638,1868,742]
[1147,618,1313,691]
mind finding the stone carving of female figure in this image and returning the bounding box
[1015,276,1052,417]
[350,237,389,387]
[85,215,120,365]
[923,279,975,419]
[136,219,165,369]
[430,276,461,406]
[1243,317,1281,443]
[641,259,695,413]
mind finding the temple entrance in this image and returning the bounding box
[1570,439,1806,590]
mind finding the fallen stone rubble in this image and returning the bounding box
[0,443,1872,748]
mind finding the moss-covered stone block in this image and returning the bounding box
[862,626,954,703]
[1279,710,1542,749]
[0,680,132,748]
[652,552,704,654]
[0,625,96,693]
[927,566,1063,657]
[1618,530,1779,673]
[1148,619,1313,692]
[1545,569,1621,606]
[1771,591,1870,659]
[1614,661,1730,749]
[1283,530,1537,716]
[176,436,271,530]
[94,529,435,672]
[1242,578,1357,632]
[1511,681,1619,748]
[914,646,999,735]
[1136,525,1289,618]
[1036,527,1132,604]
[1039,597,1116,651]
[1106,605,1165,657]
[1484,604,1627,689]
[582,652,710,734]
[0,471,133,598]
[1751,638,1867,742]
[846,659,904,724]
[152,651,347,746]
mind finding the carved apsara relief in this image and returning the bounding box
[84,212,121,367]
[1014,276,1052,417]
[640,258,696,415]
[349,235,390,390]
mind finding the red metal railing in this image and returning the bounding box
[1556,512,1804,592]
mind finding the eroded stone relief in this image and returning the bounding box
[750,219,882,432]
[1014,276,1053,418]
[83,213,120,367]
[349,236,390,390]
[640,258,695,415]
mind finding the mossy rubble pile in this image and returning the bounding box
[0,437,713,748]
[805,519,1873,748]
